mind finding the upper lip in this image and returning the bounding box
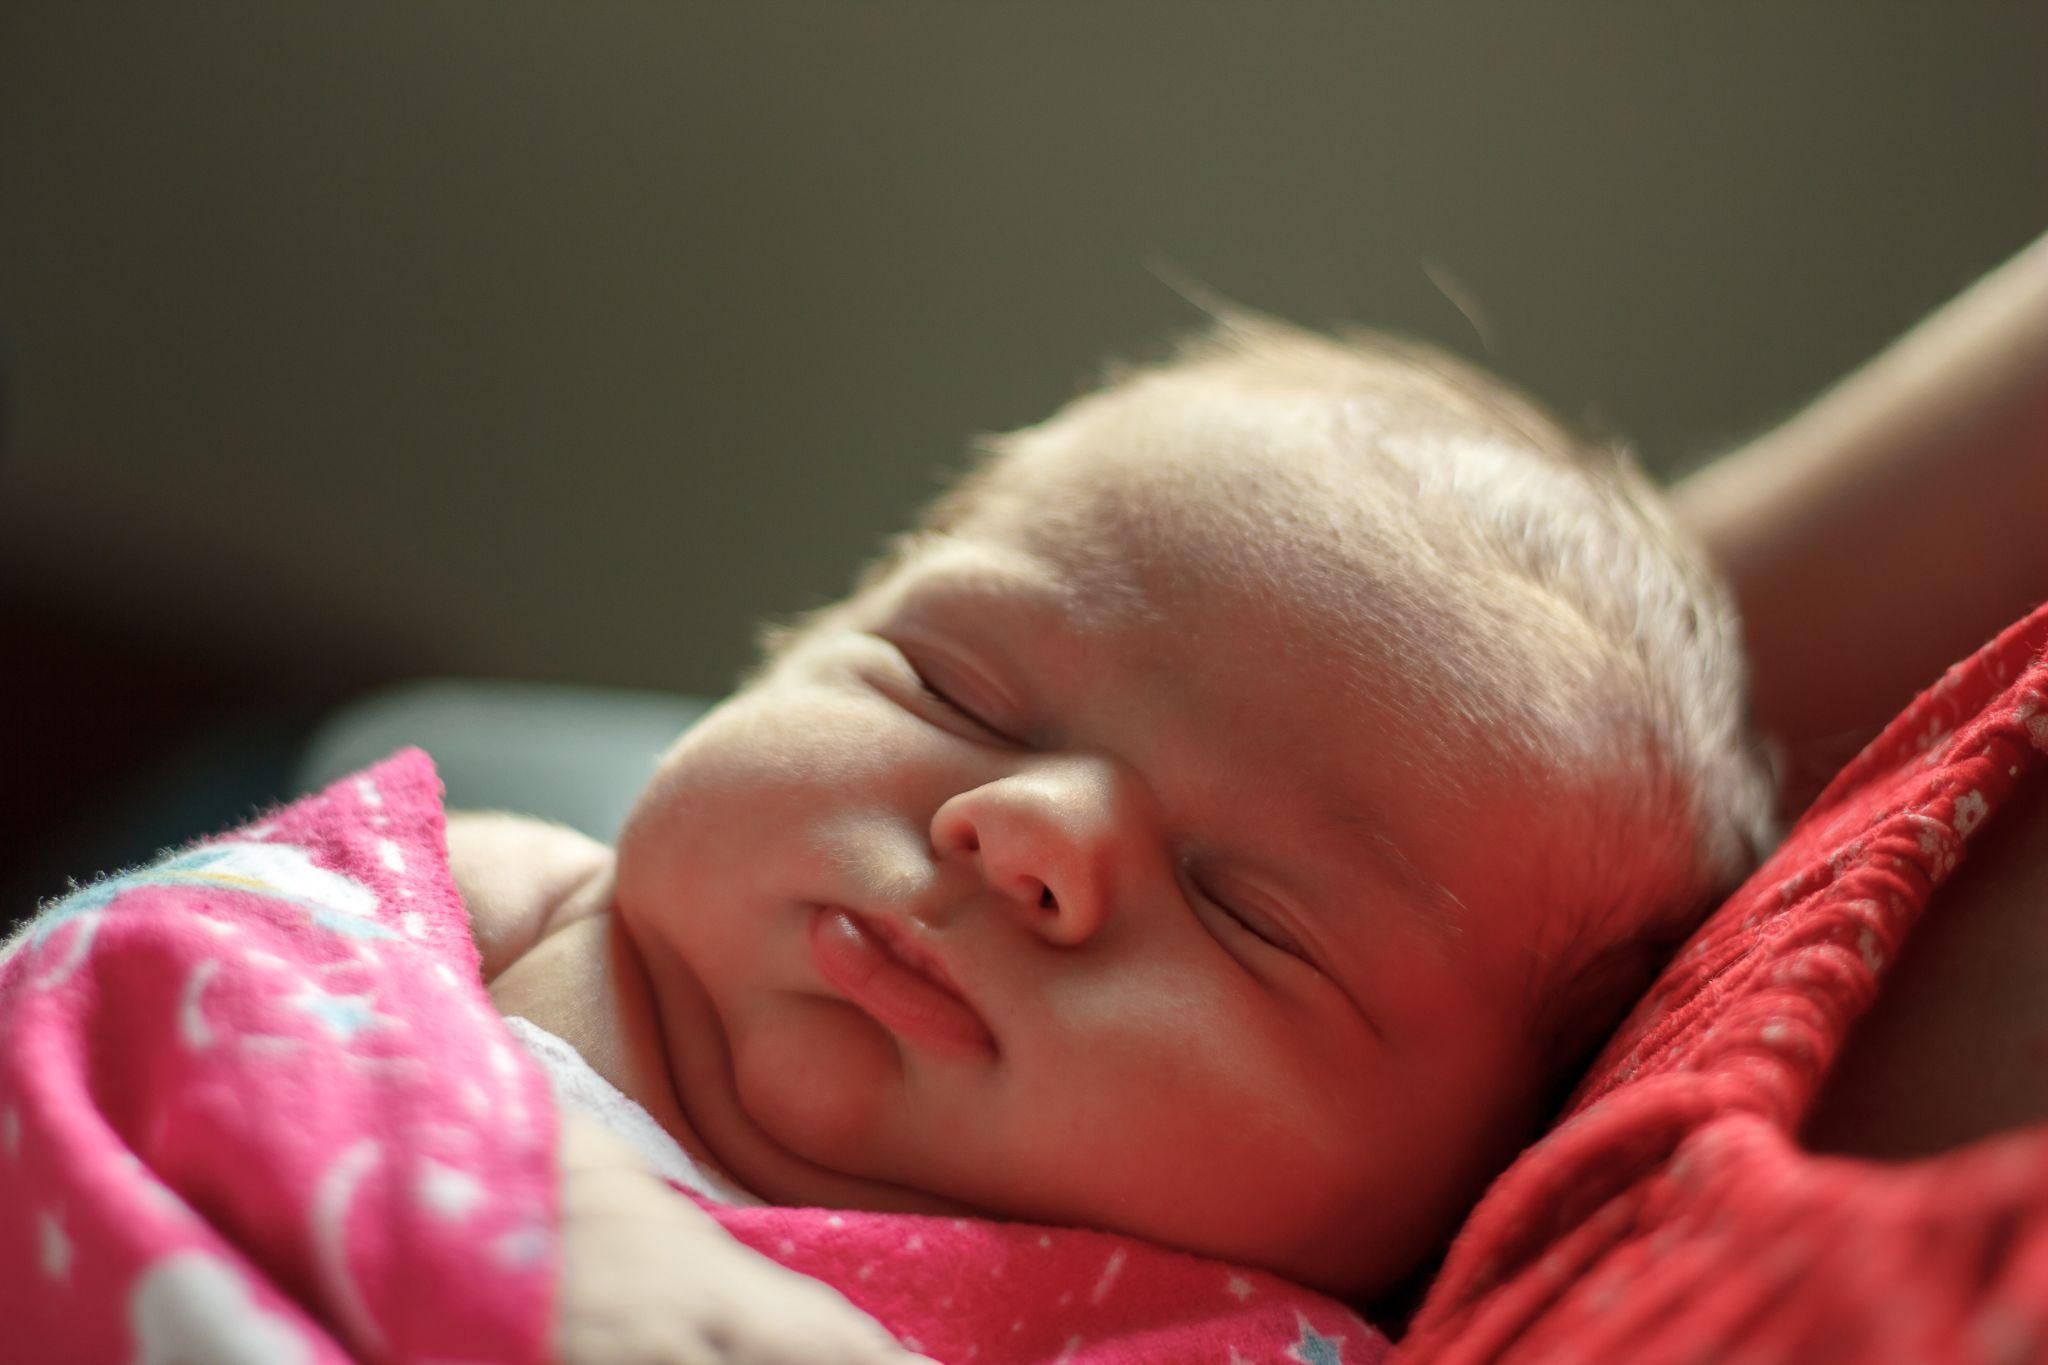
[853,909,978,1007]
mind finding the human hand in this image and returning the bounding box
[554,1111,937,1365]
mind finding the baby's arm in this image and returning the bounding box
[1676,230,2048,802]
[446,812,932,1365]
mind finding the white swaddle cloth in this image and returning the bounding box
[501,1014,761,1207]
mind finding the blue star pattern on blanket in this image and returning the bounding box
[288,984,396,1042]
[1286,1312,1346,1365]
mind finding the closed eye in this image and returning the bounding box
[1191,873,1308,960]
[918,671,988,727]
[1193,865,1382,1038]
[901,652,1024,746]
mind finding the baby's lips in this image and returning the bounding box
[860,908,977,1002]
[809,906,995,1057]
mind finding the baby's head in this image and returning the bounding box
[615,315,1772,1298]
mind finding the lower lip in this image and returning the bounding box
[809,909,993,1057]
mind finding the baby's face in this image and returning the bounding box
[616,378,1554,1294]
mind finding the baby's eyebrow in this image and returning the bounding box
[892,537,1070,610]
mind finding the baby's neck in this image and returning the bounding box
[486,901,737,1189]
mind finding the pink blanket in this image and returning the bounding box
[0,750,1387,1364]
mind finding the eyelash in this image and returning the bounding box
[1190,873,1306,960]
[907,658,1020,744]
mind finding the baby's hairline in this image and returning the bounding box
[758,307,1611,675]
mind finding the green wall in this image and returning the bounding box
[3,3,2040,696]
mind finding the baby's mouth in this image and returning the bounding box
[808,906,994,1057]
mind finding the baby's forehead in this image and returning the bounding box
[952,374,1482,644]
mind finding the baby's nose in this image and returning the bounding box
[929,758,1145,946]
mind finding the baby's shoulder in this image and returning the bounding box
[446,811,615,981]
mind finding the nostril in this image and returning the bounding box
[1037,884,1057,912]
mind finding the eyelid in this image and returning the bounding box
[1190,862,1385,1039]
[892,641,1024,743]
[1188,865,1310,962]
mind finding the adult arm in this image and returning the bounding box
[1674,230,2048,806]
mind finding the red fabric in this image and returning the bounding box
[1405,601,2048,1363]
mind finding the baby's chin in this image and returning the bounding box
[665,988,975,1217]
[721,997,901,1166]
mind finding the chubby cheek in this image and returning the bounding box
[620,689,891,898]
[668,682,950,827]
[1045,1033,1389,1274]
[613,711,807,977]
[974,964,1360,1199]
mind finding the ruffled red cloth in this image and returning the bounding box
[1405,602,2048,1362]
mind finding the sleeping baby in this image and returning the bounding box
[463,311,1776,1361]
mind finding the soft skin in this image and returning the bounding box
[609,377,1559,1296]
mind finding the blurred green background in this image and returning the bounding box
[2,3,2042,899]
